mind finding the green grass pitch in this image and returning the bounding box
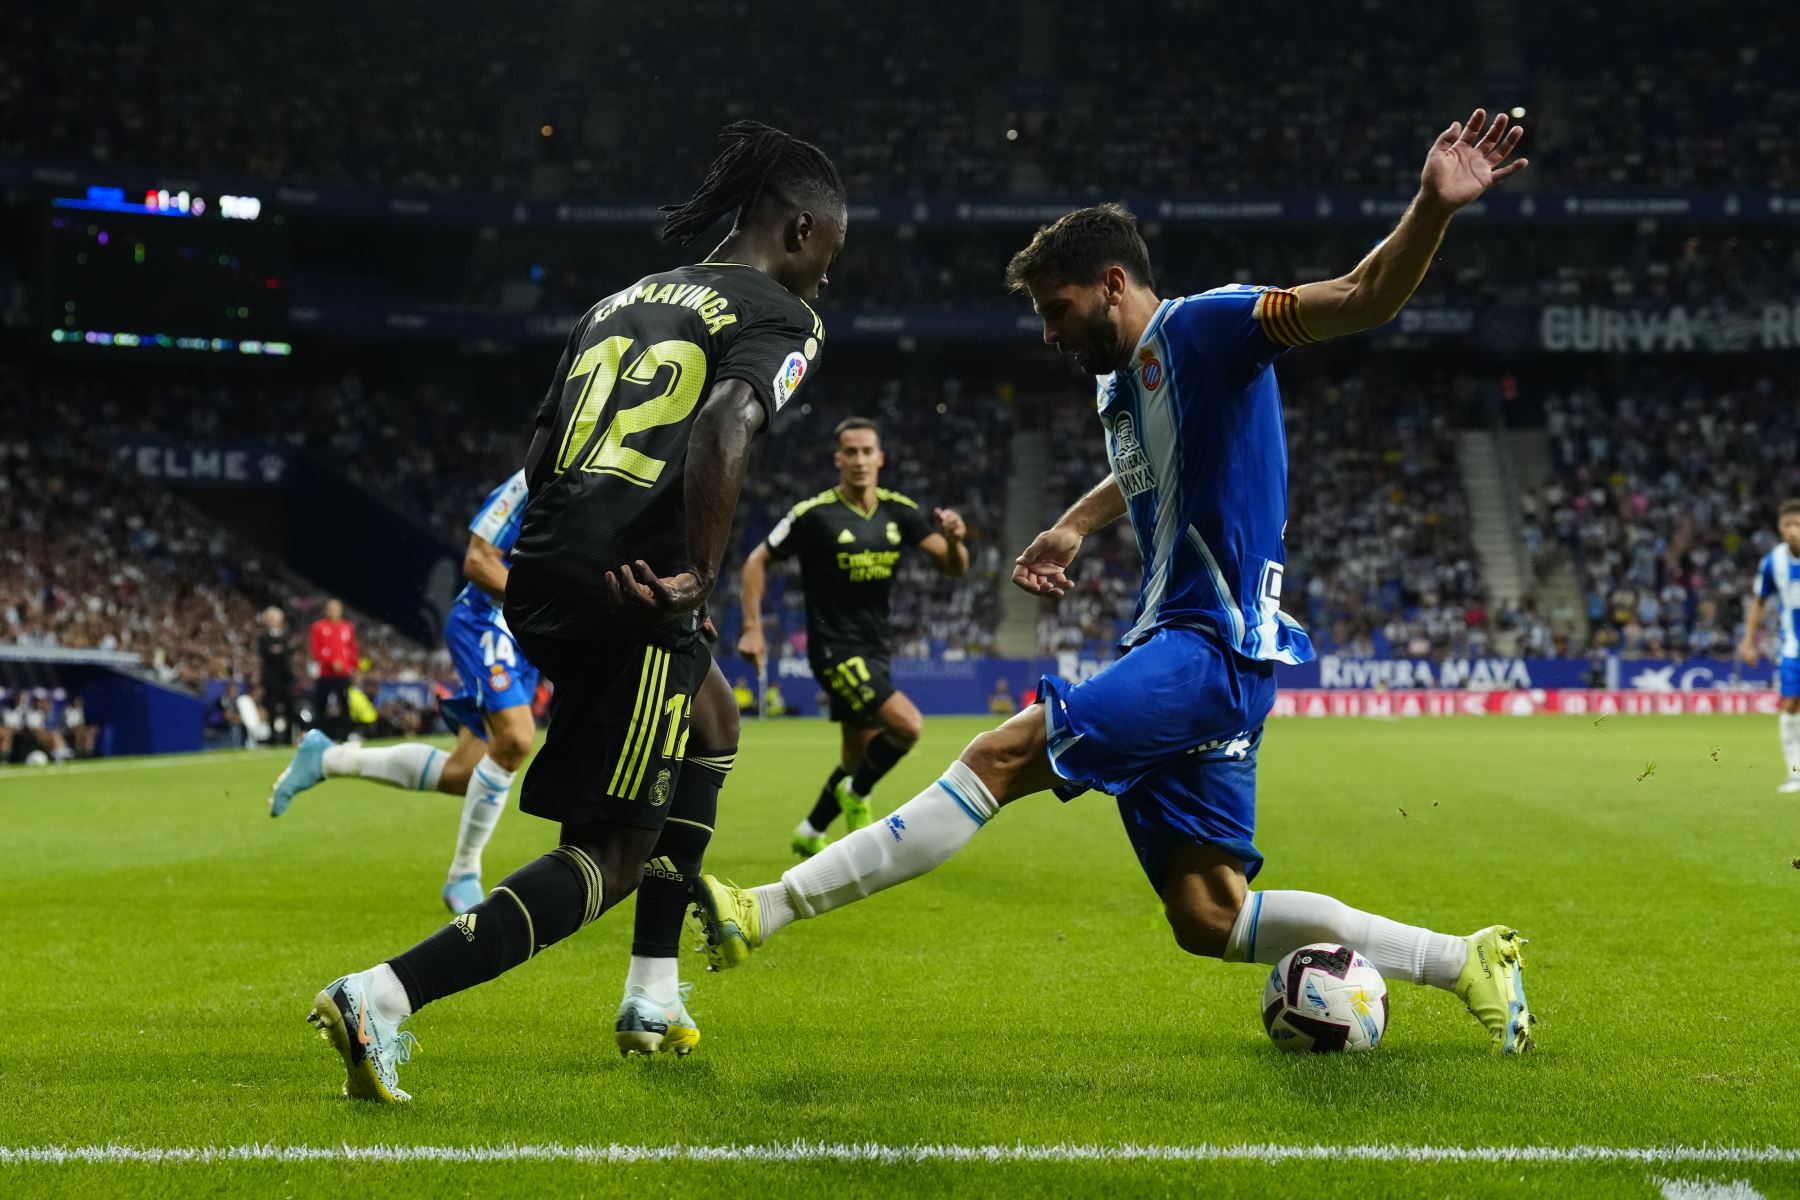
[4,714,1798,1198]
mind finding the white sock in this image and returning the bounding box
[1779,712,1800,775]
[449,755,513,881]
[363,962,412,1024]
[1224,890,1468,991]
[752,882,800,935]
[794,819,826,839]
[625,954,679,998]
[322,742,447,791]
[764,760,1000,939]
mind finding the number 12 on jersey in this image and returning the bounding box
[555,336,710,487]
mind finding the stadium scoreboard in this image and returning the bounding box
[40,182,293,357]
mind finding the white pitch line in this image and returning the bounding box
[0,749,289,783]
[1655,1179,1767,1200]
[4,1143,1800,1167]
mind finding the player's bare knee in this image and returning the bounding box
[1164,896,1235,959]
[488,729,532,772]
[885,712,923,745]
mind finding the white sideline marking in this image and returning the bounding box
[1655,1180,1766,1200]
[4,1144,1800,1167]
[0,749,288,783]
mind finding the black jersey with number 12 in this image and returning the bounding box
[509,263,823,640]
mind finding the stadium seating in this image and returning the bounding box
[7,1,1796,200]
[1527,366,1800,659]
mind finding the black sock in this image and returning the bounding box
[850,731,912,798]
[630,750,731,959]
[387,845,604,1012]
[805,765,851,831]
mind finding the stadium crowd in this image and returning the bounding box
[0,366,439,700]
[5,1,1796,202]
[1524,366,1800,660]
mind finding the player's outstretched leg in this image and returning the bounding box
[693,708,1053,969]
[443,708,534,914]
[618,667,736,1055]
[1159,851,1535,1054]
[1222,891,1533,1054]
[267,731,460,818]
[310,825,658,1100]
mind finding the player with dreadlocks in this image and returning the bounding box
[303,122,845,1099]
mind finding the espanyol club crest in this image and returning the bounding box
[1138,347,1163,391]
[489,664,511,691]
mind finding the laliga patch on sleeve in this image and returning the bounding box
[771,351,808,410]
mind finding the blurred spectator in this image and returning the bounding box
[309,598,357,739]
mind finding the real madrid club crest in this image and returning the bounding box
[1137,345,1163,391]
[651,768,672,806]
[886,520,902,545]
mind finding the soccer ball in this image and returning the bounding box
[1261,943,1388,1053]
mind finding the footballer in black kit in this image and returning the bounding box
[506,255,827,831]
[305,121,848,1098]
[738,418,969,855]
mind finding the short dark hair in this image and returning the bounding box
[1004,202,1155,293]
[1780,498,1800,518]
[834,417,879,446]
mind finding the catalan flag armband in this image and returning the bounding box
[1253,287,1317,347]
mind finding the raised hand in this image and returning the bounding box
[933,507,967,541]
[1420,108,1528,212]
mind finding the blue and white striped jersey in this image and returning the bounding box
[1755,542,1800,659]
[456,470,529,614]
[1095,285,1314,665]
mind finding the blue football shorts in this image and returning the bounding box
[1038,625,1278,887]
[442,601,540,740]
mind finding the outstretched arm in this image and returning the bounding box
[1294,108,1528,341]
[606,379,765,620]
[1011,475,1127,598]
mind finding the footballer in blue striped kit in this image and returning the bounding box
[269,470,541,915]
[696,109,1539,1055]
[1738,498,1800,792]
